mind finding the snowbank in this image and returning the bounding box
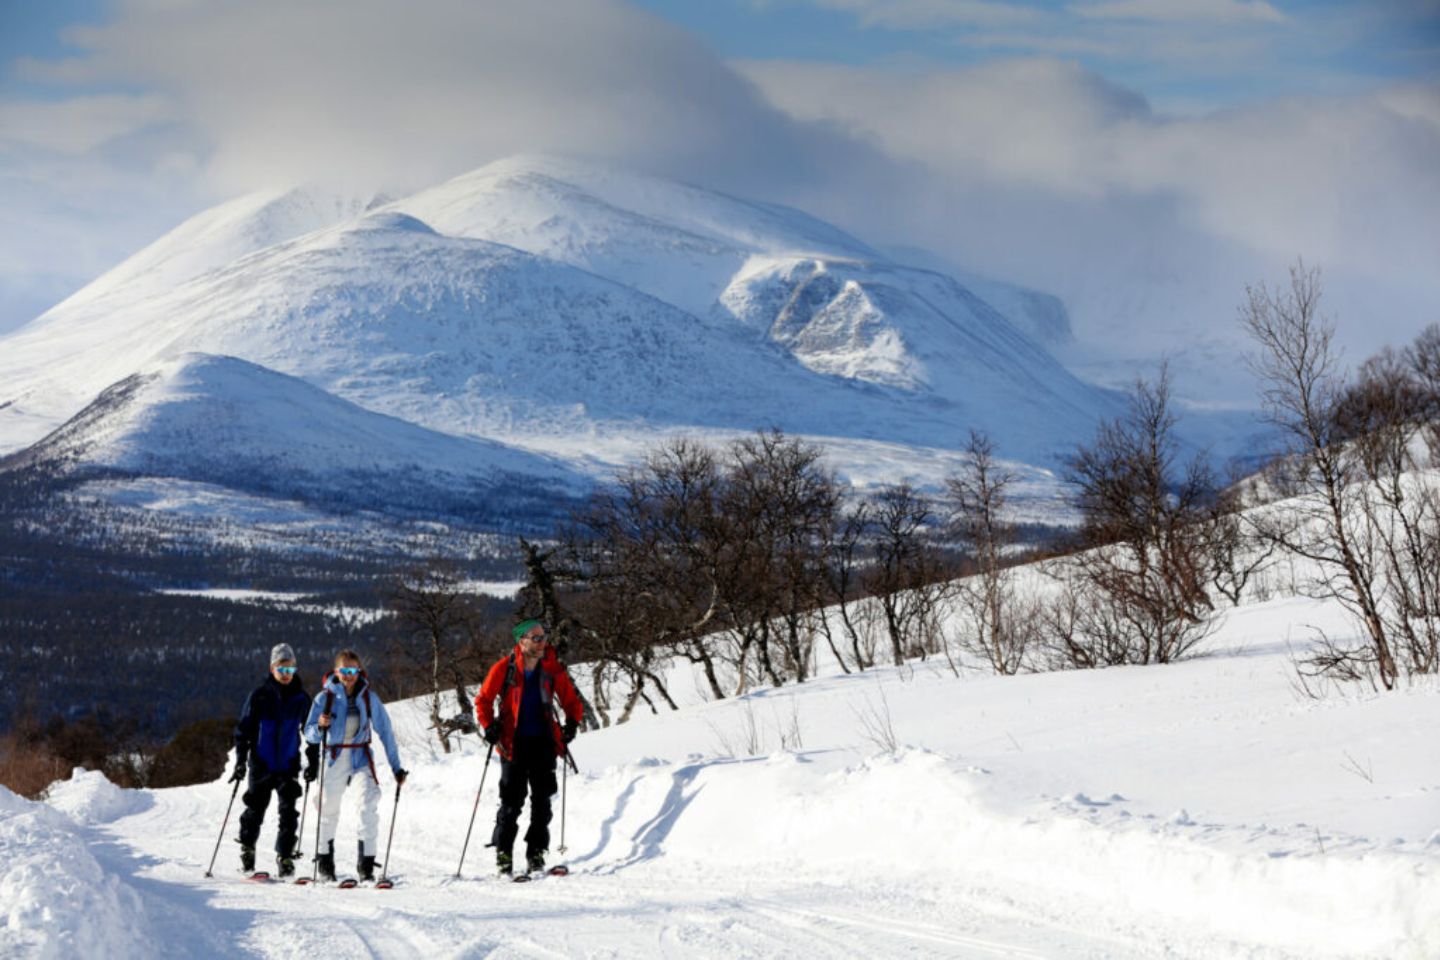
[45,767,152,825]
[0,786,154,959]
[592,748,1438,959]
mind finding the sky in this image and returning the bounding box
[1,0,1437,401]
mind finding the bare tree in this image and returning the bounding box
[718,430,840,688]
[947,430,1031,674]
[387,562,480,752]
[865,482,953,666]
[1242,262,1396,688]
[1058,367,1217,666]
[1203,480,1280,607]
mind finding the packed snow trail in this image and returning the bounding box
[80,781,1147,960]
[8,594,1439,958]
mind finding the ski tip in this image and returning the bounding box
[375,879,395,889]
[246,872,272,882]
[512,873,532,883]
[547,865,570,877]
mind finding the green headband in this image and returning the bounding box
[512,619,543,641]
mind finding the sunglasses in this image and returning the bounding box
[337,667,361,678]
[274,666,297,675]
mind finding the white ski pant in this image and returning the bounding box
[315,762,380,856]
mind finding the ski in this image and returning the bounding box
[245,871,272,883]
[375,877,398,889]
[513,865,568,883]
[337,877,359,889]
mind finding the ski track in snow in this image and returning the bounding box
[10,592,1439,959]
[87,780,1144,960]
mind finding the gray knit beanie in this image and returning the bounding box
[270,643,296,665]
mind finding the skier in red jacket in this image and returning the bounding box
[474,619,584,876]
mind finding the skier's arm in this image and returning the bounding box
[233,689,258,756]
[474,659,505,730]
[372,697,404,774]
[554,668,585,727]
[302,692,326,744]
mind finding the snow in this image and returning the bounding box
[8,589,1436,958]
[0,156,1123,527]
[9,352,587,519]
[43,768,153,826]
[0,787,154,959]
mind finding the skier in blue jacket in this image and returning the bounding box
[232,643,317,877]
[303,649,407,882]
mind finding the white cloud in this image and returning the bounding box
[2,0,1435,403]
[807,0,1042,28]
[739,58,1440,376]
[27,0,873,198]
[1070,0,1286,23]
[0,94,175,154]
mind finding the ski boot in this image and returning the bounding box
[496,850,514,878]
[240,844,256,874]
[358,842,376,883]
[316,841,337,882]
[526,851,546,875]
[277,856,295,879]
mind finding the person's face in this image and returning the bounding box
[519,626,547,658]
[271,660,297,684]
[336,661,362,690]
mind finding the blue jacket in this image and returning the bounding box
[235,674,313,777]
[303,673,403,776]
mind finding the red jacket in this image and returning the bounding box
[474,645,584,760]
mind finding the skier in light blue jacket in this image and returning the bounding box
[304,648,407,882]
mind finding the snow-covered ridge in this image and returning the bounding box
[4,352,586,522]
[0,155,1120,486]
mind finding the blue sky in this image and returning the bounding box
[0,0,1436,390]
[630,0,1438,108]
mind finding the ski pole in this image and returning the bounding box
[558,743,568,855]
[454,742,494,878]
[376,782,402,888]
[203,776,243,878]
[294,778,310,860]
[311,727,328,882]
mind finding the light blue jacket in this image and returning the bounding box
[303,674,403,776]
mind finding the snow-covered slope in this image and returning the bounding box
[2,353,585,521]
[8,591,1436,958]
[50,186,374,315]
[389,156,1102,417]
[0,156,1130,534]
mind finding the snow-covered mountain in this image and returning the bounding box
[0,155,1123,528]
[4,353,585,523]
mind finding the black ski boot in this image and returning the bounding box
[526,851,545,875]
[358,842,376,882]
[316,841,337,882]
[240,844,256,874]
[277,856,295,879]
[496,850,514,878]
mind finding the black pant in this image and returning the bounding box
[238,769,303,856]
[491,735,558,859]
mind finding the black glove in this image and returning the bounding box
[562,719,578,744]
[303,763,318,784]
[395,769,408,786]
[483,724,501,745]
[230,755,247,783]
